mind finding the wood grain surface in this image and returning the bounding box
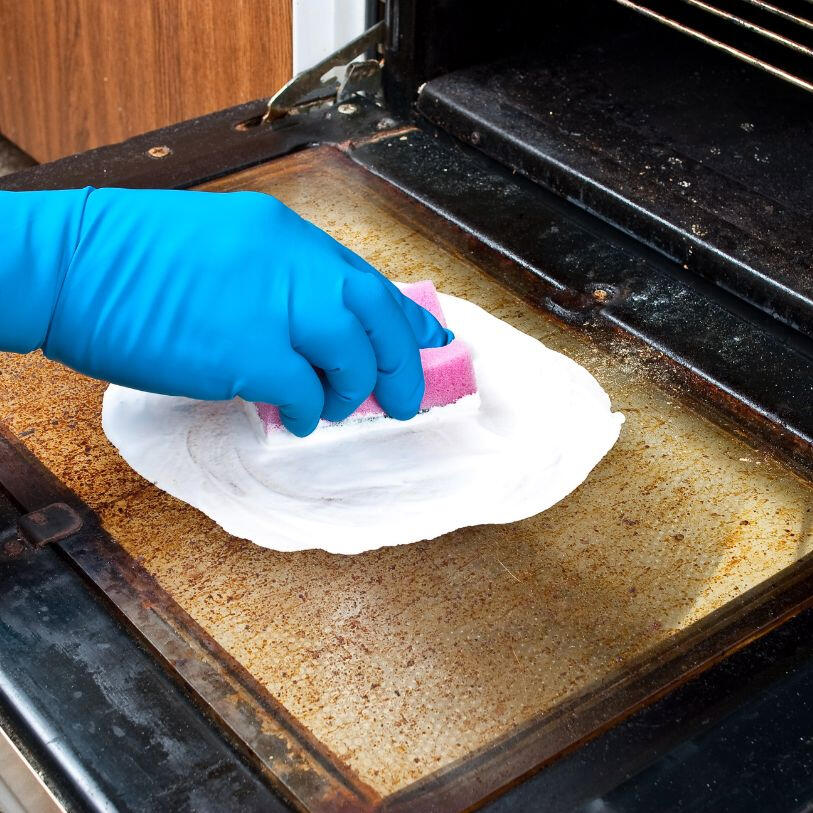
[0,0,292,162]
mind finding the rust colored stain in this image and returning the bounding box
[0,148,810,795]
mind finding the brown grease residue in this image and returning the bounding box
[0,148,810,793]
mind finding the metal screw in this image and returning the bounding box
[591,285,620,303]
[147,145,172,159]
[470,130,481,145]
[337,103,358,116]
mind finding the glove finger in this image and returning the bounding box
[343,271,427,421]
[291,310,378,423]
[239,350,324,438]
[339,251,454,349]
[380,277,454,349]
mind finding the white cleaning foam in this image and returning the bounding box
[102,293,624,554]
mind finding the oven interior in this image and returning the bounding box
[385,0,813,338]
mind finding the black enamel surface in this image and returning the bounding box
[350,128,813,466]
[0,488,287,813]
[418,7,813,337]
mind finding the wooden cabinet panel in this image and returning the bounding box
[0,0,292,162]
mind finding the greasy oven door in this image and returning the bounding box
[1,97,811,812]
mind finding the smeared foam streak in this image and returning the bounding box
[244,393,483,444]
[102,293,624,554]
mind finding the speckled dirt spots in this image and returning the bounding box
[0,147,810,794]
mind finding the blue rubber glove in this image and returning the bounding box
[0,188,453,436]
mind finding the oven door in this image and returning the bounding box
[0,22,811,811]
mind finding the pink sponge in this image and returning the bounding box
[254,281,477,433]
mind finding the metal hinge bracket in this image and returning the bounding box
[18,503,84,549]
[263,20,386,124]
[1,502,83,561]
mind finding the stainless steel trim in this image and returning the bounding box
[0,726,64,813]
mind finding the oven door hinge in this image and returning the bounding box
[263,20,386,124]
[1,502,84,560]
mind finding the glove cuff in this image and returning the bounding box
[0,187,93,353]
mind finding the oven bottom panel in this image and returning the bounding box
[1,145,811,811]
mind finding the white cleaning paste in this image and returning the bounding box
[102,293,624,554]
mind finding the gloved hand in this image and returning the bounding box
[0,188,453,436]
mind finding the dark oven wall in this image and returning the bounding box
[382,0,614,114]
[385,0,813,342]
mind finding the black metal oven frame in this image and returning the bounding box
[1,2,812,808]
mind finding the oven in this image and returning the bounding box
[0,1,811,810]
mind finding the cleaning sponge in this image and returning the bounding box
[254,281,477,433]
